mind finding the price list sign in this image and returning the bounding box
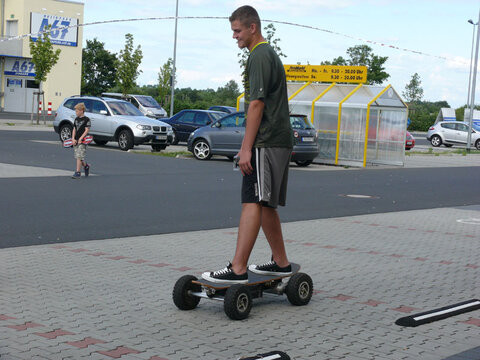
[284,65,367,83]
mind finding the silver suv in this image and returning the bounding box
[53,96,175,151]
[427,121,480,149]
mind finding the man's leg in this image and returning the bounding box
[261,207,289,267]
[231,203,262,274]
[76,158,82,172]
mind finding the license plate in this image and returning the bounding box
[406,141,412,145]
[156,135,167,140]
[302,137,314,142]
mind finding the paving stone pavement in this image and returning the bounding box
[0,205,479,360]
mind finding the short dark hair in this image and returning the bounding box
[229,5,261,30]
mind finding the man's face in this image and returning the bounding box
[231,19,254,50]
[75,108,83,117]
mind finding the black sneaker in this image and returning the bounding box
[248,260,292,276]
[72,171,81,179]
[201,262,248,284]
[84,164,90,177]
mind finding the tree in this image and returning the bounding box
[403,73,424,103]
[29,25,61,123]
[81,38,117,96]
[323,45,390,85]
[216,80,240,105]
[116,33,143,96]
[346,45,389,85]
[158,58,174,107]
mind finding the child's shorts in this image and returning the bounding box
[73,144,87,160]
[241,147,291,208]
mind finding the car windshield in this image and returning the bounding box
[210,112,225,121]
[290,115,314,130]
[136,96,161,108]
[107,101,144,116]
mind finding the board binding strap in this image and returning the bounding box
[238,350,290,360]
[395,299,480,327]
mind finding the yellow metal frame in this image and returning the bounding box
[310,83,336,125]
[334,84,363,165]
[288,82,311,101]
[236,93,245,111]
[362,85,392,167]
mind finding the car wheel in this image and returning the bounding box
[476,139,480,150]
[118,129,134,151]
[295,160,312,167]
[59,123,72,142]
[94,139,108,146]
[151,144,166,152]
[193,139,212,160]
[430,135,442,147]
[444,144,453,148]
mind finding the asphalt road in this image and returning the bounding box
[1,129,480,249]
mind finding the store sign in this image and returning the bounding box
[4,58,36,77]
[30,12,78,47]
[284,65,368,83]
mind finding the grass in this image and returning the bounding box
[134,150,192,158]
[405,148,479,156]
[5,123,15,126]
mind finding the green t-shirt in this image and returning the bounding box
[245,42,293,148]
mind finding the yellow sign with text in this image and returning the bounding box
[284,65,368,83]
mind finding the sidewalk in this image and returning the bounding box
[0,206,479,359]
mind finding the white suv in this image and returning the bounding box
[427,121,480,149]
[53,96,175,151]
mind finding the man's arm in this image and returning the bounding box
[238,99,264,175]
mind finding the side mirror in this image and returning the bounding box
[213,122,221,128]
[100,110,108,115]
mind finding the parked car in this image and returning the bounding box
[162,109,225,144]
[53,96,174,151]
[208,105,237,114]
[101,93,168,118]
[187,112,320,166]
[426,121,480,149]
[405,131,415,150]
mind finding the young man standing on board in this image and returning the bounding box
[202,5,294,283]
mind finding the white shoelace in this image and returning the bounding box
[212,264,232,276]
[258,260,275,268]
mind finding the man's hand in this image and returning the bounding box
[72,139,77,145]
[237,148,253,176]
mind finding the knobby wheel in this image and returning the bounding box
[285,273,313,306]
[224,284,252,320]
[172,275,201,310]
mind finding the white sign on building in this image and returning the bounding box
[4,58,36,77]
[30,12,78,47]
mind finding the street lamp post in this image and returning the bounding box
[467,9,480,152]
[170,0,179,117]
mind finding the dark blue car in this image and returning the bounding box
[163,109,225,144]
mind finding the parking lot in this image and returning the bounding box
[0,121,479,359]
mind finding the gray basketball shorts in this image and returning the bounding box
[241,147,292,208]
[73,143,86,160]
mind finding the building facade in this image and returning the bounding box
[0,0,84,113]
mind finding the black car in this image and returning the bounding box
[163,109,225,144]
[187,112,320,166]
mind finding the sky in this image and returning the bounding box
[79,0,480,108]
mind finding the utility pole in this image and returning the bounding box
[170,0,179,117]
